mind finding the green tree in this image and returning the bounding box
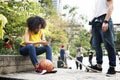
[0,1,44,49]
[0,0,69,55]
[43,15,68,55]
[62,5,90,56]
[115,32,120,51]
[38,0,57,17]
[74,29,91,55]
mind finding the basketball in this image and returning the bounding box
[39,59,54,72]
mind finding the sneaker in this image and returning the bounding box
[90,64,102,72]
[35,66,43,73]
[41,68,57,75]
[47,68,57,73]
[106,67,116,75]
[40,70,47,75]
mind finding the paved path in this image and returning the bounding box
[0,69,120,80]
[67,56,120,73]
[0,56,120,80]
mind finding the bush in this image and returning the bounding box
[0,37,22,55]
[0,39,4,49]
[115,32,120,51]
[0,48,19,55]
[14,37,22,50]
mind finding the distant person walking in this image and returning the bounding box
[76,45,84,70]
[87,49,94,66]
[60,44,65,62]
[65,44,70,66]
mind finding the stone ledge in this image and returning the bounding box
[0,55,57,74]
[0,69,120,80]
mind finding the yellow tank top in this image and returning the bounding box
[20,30,43,47]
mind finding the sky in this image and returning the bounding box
[61,0,120,30]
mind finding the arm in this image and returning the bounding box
[76,49,78,58]
[102,0,113,32]
[81,47,84,57]
[105,0,113,21]
[41,32,46,41]
[23,28,49,45]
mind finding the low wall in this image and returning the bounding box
[0,55,57,74]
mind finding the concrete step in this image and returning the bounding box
[0,69,120,80]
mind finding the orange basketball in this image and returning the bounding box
[39,59,54,72]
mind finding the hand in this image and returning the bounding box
[39,40,50,46]
[43,41,50,45]
[102,23,108,32]
[64,54,66,58]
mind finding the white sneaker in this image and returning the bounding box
[40,70,47,75]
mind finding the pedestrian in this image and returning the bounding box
[87,49,94,66]
[76,44,84,70]
[60,44,65,62]
[65,44,70,67]
[90,0,116,75]
[19,16,56,73]
[4,38,11,49]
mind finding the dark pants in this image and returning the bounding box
[76,57,83,70]
[60,53,64,61]
[92,15,116,67]
[89,55,93,66]
[60,49,65,62]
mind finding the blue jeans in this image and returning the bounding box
[60,49,65,61]
[92,17,116,67]
[20,44,52,65]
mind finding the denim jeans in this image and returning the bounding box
[76,56,83,69]
[20,44,52,65]
[60,49,65,61]
[92,17,116,67]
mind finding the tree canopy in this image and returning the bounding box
[0,0,68,54]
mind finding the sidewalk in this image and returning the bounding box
[0,69,120,80]
[0,56,120,80]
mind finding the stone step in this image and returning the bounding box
[0,69,120,80]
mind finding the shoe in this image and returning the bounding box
[36,67,57,74]
[35,66,43,73]
[35,67,47,75]
[90,64,102,71]
[41,68,57,75]
[47,68,57,73]
[40,70,47,75]
[106,67,116,75]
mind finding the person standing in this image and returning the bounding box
[90,0,116,75]
[87,49,94,66]
[76,44,84,70]
[64,44,70,67]
[60,44,65,62]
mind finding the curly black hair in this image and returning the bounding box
[4,38,9,42]
[26,16,46,31]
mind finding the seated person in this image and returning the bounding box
[20,16,54,73]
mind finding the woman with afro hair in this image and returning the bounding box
[20,16,56,73]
